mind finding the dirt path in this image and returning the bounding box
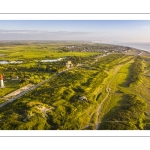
[81,58,134,130]
[95,65,121,129]
[81,65,121,130]
[82,56,133,130]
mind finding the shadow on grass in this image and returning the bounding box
[119,65,132,87]
[98,94,127,130]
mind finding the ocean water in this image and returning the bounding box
[114,42,150,52]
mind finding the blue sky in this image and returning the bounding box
[0,20,150,42]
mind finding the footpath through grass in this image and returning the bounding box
[98,57,148,130]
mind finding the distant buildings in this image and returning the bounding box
[62,44,132,53]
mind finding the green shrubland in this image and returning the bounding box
[99,94,146,130]
[0,42,150,130]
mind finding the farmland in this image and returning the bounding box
[0,41,150,130]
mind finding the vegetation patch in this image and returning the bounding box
[99,94,146,130]
[0,42,150,130]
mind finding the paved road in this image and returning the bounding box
[0,68,71,108]
[0,54,110,108]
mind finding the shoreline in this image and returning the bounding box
[104,42,150,52]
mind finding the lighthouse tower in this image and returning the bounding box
[0,74,4,88]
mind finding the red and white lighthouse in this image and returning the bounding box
[0,74,4,88]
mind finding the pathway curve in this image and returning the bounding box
[81,65,121,130]
[95,65,121,129]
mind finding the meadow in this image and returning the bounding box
[0,42,101,60]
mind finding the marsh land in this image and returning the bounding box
[0,41,150,130]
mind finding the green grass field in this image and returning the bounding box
[0,44,101,60]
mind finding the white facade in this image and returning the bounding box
[0,79,4,88]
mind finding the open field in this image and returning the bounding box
[0,42,101,60]
[0,42,150,130]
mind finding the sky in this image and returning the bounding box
[0,20,150,43]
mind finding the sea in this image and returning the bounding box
[111,42,150,52]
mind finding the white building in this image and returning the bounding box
[0,74,4,88]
